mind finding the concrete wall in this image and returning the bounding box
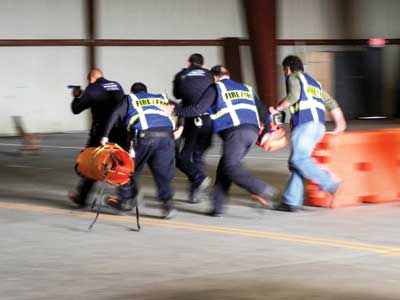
[0,0,248,135]
[97,0,248,39]
[0,0,86,135]
[0,0,399,135]
[0,47,87,134]
[0,0,85,38]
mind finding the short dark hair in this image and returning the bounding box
[130,82,147,93]
[282,55,304,72]
[188,53,204,66]
[210,65,230,77]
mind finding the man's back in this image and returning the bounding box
[173,66,213,106]
[72,77,124,137]
[85,78,124,123]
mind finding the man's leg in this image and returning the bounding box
[148,138,176,218]
[176,121,202,182]
[291,122,337,192]
[212,127,276,214]
[107,138,152,211]
[281,122,337,209]
[281,170,304,208]
[69,178,96,207]
[189,118,214,202]
[220,127,274,195]
[212,157,232,215]
[69,136,99,207]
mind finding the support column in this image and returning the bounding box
[244,0,277,106]
[222,37,243,82]
[87,0,96,70]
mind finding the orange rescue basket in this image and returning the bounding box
[75,143,134,185]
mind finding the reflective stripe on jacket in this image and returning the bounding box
[289,72,325,128]
[208,79,260,132]
[125,92,175,131]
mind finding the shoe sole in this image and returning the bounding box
[162,209,177,219]
[191,177,211,203]
[251,194,270,208]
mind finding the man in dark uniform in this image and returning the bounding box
[69,68,127,207]
[173,53,214,203]
[100,82,177,219]
[162,65,277,216]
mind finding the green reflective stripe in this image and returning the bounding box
[298,74,319,122]
[126,115,140,131]
[306,86,322,98]
[210,104,258,120]
[130,94,139,109]
[244,84,260,126]
[217,82,240,126]
[161,94,175,129]
[168,117,175,130]
[290,100,325,114]
[129,93,149,129]
[290,102,300,114]
[209,107,233,120]
[159,94,175,129]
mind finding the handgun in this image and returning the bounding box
[67,85,81,89]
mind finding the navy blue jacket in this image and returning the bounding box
[173,65,213,107]
[71,77,125,139]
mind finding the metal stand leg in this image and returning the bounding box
[135,205,141,231]
[88,172,110,231]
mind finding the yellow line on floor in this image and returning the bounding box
[1,201,399,255]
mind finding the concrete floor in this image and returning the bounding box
[0,120,399,300]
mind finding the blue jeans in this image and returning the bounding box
[284,122,337,207]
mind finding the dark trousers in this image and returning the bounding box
[76,126,128,204]
[176,116,213,189]
[118,136,175,203]
[212,125,270,213]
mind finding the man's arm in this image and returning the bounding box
[71,87,93,114]
[173,85,217,117]
[330,107,346,134]
[274,75,300,112]
[100,99,128,145]
[172,71,183,100]
[322,89,346,134]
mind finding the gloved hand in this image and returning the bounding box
[100,137,108,146]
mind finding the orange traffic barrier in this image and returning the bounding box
[75,143,134,185]
[306,128,400,208]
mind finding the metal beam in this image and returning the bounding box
[244,0,277,107]
[223,38,243,82]
[87,0,96,70]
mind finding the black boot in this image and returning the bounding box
[274,202,298,212]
